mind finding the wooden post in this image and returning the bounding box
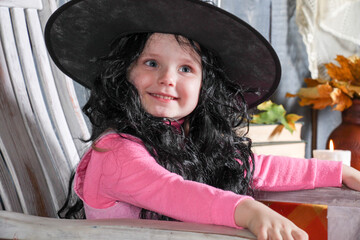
[311,109,318,157]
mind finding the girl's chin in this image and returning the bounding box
[148,112,181,120]
[143,106,190,120]
[154,114,180,120]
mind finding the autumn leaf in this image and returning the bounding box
[287,83,334,109]
[304,77,327,87]
[331,80,353,97]
[251,101,286,124]
[286,93,297,98]
[268,113,302,137]
[330,88,353,111]
[251,100,302,135]
[297,83,332,99]
[286,114,303,131]
[348,55,360,85]
[326,55,354,82]
[257,100,274,111]
[269,124,284,139]
[281,113,302,133]
[298,97,333,109]
[286,113,303,123]
[348,85,360,97]
[288,55,359,112]
[326,55,360,84]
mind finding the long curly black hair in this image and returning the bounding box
[58,32,255,220]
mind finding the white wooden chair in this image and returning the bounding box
[0,0,90,217]
[2,1,360,239]
[0,0,255,239]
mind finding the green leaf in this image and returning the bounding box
[251,101,286,124]
[251,100,303,134]
[280,116,293,133]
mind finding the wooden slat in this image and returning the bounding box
[0,211,255,240]
[0,0,42,9]
[0,7,56,216]
[36,0,58,30]
[0,33,24,213]
[59,77,92,161]
[37,0,92,163]
[26,8,77,187]
[10,7,70,211]
[0,1,89,217]
[0,138,22,213]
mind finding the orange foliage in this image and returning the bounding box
[287,55,360,111]
[326,55,360,85]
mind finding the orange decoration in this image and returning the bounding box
[262,201,328,240]
[287,55,360,111]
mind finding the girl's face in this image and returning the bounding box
[128,33,202,120]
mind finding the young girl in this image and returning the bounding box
[45,0,360,239]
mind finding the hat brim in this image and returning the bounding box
[45,0,281,108]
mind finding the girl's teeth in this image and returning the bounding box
[152,93,174,100]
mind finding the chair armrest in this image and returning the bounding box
[0,210,255,240]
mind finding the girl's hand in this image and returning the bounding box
[342,165,360,191]
[235,199,308,240]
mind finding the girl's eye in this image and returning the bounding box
[179,66,191,73]
[145,60,158,68]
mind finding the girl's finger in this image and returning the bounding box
[268,228,283,240]
[256,231,268,240]
[280,228,294,240]
[291,228,309,240]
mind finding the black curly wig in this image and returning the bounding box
[58,32,255,220]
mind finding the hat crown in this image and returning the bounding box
[45,0,281,108]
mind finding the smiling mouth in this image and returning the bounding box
[150,93,177,100]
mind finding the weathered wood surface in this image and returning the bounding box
[0,6,65,216]
[328,206,360,240]
[0,0,90,217]
[26,7,79,176]
[11,6,71,203]
[0,140,22,213]
[36,0,92,159]
[255,186,360,207]
[0,211,256,240]
[0,15,56,216]
[0,0,42,9]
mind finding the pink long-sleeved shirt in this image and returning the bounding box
[74,133,342,228]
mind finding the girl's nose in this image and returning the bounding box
[158,68,176,86]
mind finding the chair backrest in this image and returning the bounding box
[0,0,90,217]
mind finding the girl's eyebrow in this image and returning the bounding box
[182,58,202,68]
[138,52,159,58]
[183,55,202,66]
[140,52,201,66]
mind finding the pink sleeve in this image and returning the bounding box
[84,134,252,228]
[252,154,342,191]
